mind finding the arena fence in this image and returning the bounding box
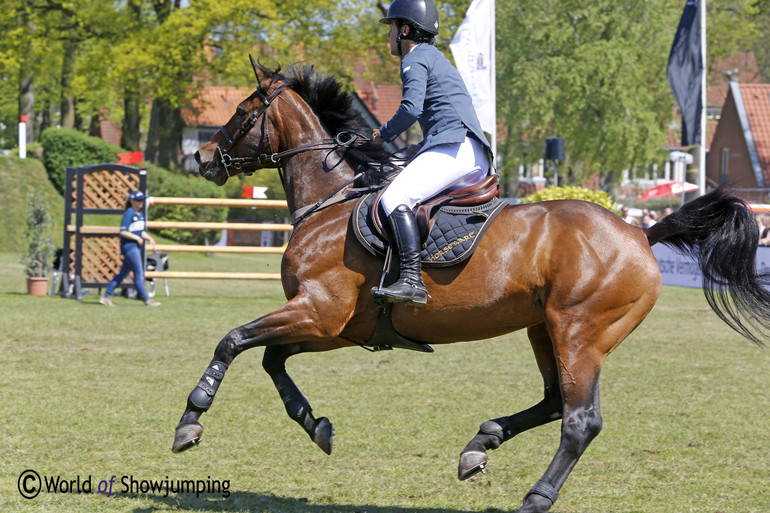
[61,164,289,300]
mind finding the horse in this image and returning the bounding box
[173,59,770,513]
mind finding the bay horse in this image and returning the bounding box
[173,60,770,513]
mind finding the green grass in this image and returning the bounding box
[1,251,768,513]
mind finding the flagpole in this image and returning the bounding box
[490,0,497,166]
[699,0,707,196]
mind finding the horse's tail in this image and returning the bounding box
[646,186,770,346]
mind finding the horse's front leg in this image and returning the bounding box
[172,295,348,453]
[262,341,351,454]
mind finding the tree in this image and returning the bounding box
[495,0,681,190]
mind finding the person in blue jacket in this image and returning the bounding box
[371,0,493,307]
[99,190,160,307]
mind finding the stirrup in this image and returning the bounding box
[371,279,428,307]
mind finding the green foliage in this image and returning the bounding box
[20,191,54,277]
[0,155,64,252]
[520,185,619,213]
[40,127,122,194]
[222,168,288,221]
[146,164,228,244]
[496,0,679,184]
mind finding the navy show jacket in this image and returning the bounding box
[378,43,491,157]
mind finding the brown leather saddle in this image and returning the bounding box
[370,173,501,242]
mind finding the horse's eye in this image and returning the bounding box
[236,108,247,117]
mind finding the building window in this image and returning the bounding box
[720,148,729,184]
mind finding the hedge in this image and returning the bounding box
[40,127,123,194]
[520,185,619,214]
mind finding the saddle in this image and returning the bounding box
[353,173,506,267]
[371,173,501,242]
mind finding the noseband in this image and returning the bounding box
[215,81,370,183]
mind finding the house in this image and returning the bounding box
[181,86,252,172]
[706,81,770,201]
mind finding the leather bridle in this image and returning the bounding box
[215,81,371,186]
[215,82,289,178]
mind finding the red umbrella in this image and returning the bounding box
[638,181,699,202]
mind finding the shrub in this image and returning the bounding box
[146,164,228,245]
[40,128,123,194]
[21,192,55,277]
[520,185,619,214]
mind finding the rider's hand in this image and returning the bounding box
[372,129,383,144]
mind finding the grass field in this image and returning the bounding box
[1,251,768,513]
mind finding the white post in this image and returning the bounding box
[18,115,27,159]
[698,0,707,195]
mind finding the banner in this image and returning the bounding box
[117,151,143,165]
[241,186,268,199]
[667,0,703,146]
[450,0,494,134]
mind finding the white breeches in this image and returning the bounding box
[381,136,491,215]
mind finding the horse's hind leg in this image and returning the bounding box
[458,323,562,480]
[262,343,338,454]
[516,352,603,513]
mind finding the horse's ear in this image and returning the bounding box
[249,54,263,87]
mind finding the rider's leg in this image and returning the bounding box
[372,204,429,306]
[373,137,489,306]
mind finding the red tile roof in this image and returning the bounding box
[182,86,253,126]
[740,83,770,183]
[708,52,761,107]
[354,77,402,126]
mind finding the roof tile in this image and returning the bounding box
[740,83,770,184]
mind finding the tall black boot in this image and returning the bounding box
[372,204,428,306]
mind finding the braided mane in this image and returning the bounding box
[258,63,393,187]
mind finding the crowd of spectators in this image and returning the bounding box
[621,205,770,247]
[620,206,675,228]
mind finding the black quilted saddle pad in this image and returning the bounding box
[352,193,507,268]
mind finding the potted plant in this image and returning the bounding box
[21,192,54,295]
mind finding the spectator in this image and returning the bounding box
[641,213,656,228]
[621,206,635,224]
[99,190,161,307]
[757,214,770,246]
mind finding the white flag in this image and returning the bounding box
[450,0,494,134]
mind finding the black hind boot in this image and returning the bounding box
[372,204,428,306]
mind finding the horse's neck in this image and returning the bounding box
[278,105,357,213]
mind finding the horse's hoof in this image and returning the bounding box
[311,417,334,455]
[458,450,488,480]
[172,422,203,453]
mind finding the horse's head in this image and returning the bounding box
[195,56,287,186]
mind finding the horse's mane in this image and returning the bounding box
[259,63,393,187]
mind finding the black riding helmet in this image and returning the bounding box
[380,0,440,35]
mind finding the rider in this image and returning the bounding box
[371,0,493,307]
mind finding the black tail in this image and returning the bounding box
[647,187,770,346]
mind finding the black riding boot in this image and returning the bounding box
[372,204,429,306]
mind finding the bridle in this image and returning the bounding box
[215,81,288,179]
[215,80,371,187]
